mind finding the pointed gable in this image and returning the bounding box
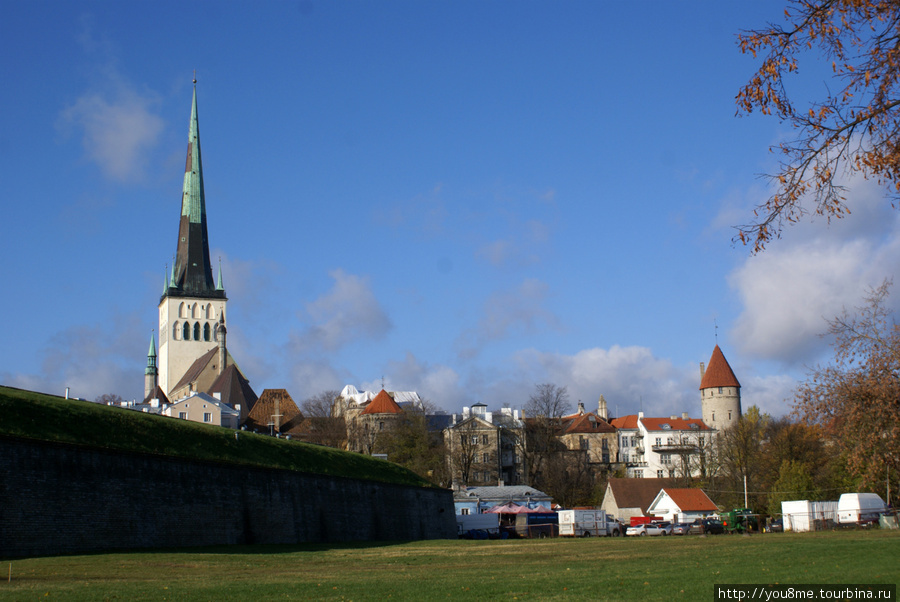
[700,345,741,389]
[661,488,718,513]
[208,363,258,420]
[361,389,404,415]
[142,385,170,405]
[605,477,681,515]
[245,389,303,433]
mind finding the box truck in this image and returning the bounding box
[558,509,623,537]
[837,493,886,525]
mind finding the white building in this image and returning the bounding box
[611,412,712,479]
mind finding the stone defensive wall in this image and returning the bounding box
[0,435,457,558]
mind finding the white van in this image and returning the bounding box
[837,493,886,525]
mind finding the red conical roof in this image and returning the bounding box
[700,345,740,389]
[360,389,403,415]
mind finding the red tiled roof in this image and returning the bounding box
[561,412,615,434]
[360,389,403,415]
[610,415,639,429]
[661,488,718,512]
[640,417,710,432]
[606,477,682,514]
[699,345,740,389]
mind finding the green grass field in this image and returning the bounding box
[1,531,897,601]
[0,385,432,488]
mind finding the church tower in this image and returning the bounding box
[699,344,741,431]
[157,81,228,396]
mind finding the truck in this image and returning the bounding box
[721,508,759,533]
[558,509,624,537]
[837,493,886,526]
[456,512,500,538]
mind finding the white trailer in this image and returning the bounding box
[781,500,838,532]
[558,509,623,537]
[838,493,886,524]
[456,512,500,536]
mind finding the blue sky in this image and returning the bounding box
[3,1,900,419]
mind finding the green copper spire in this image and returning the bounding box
[216,257,224,291]
[166,79,224,300]
[145,332,158,375]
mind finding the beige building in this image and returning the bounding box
[444,403,524,487]
[557,400,618,466]
[163,392,240,429]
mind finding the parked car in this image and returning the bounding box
[767,517,784,533]
[671,522,694,535]
[690,519,724,535]
[626,521,672,536]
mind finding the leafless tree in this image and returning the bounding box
[300,390,347,449]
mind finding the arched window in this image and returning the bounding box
[173,322,180,341]
[203,322,211,341]
[179,302,186,318]
[206,305,214,319]
[193,322,201,341]
[192,304,200,319]
[182,322,191,341]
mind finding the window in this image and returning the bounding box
[655,437,662,446]
[719,387,723,394]
[379,421,385,431]
[661,453,672,465]
[712,412,716,422]
[483,453,490,463]
[178,412,187,419]
[460,508,470,516]
[601,439,609,450]
[634,470,643,478]
[631,436,637,447]
[622,453,629,463]
[204,322,211,341]
[482,435,489,445]
[182,322,191,341]
[193,322,201,341]
[728,411,733,420]
[621,436,628,448]
[657,470,664,478]
[580,436,588,450]
[471,436,479,445]
[203,413,212,423]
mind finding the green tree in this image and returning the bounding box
[767,460,821,517]
[737,1,900,251]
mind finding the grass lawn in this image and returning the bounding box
[0,385,432,488]
[1,530,897,601]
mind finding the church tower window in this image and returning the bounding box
[182,322,191,341]
[204,323,211,341]
[193,322,201,341]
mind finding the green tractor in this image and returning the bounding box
[721,508,759,534]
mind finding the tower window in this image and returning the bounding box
[728,411,732,420]
[193,322,200,340]
[712,412,716,422]
[719,387,723,394]
[182,322,191,341]
[204,323,211,341]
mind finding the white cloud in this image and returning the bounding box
[455,278,561,359]
[59,87,164,183]
[728,175,900,365]
[291,269,392,353]
[1,312,145,401]
[508,345,699,419]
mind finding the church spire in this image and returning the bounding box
[167,80,224,300]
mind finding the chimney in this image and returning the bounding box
[577,402,585,414]
[682,412,689,420]
[598,395,608,420]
